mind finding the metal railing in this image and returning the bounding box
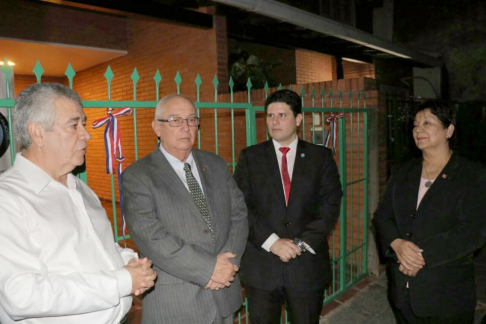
[0,59,370,323]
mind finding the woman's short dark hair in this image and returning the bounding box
[413,100,457,147]
[264,89,302,116]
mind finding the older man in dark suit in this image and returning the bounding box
[234,89,343,324]
[122,94,248,324]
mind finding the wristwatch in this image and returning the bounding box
[293,238,316,254]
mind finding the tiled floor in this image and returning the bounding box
[124,246,486,323]
[320,246,486,324]
[126,296,142,323]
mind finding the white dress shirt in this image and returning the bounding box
[0,153,137,324]
[261,136,299,252]
[160,144,204,194]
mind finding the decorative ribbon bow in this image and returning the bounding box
[324,112,344,153]
[92,107,133,241]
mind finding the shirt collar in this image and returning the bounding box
[14,153,78,194]
[272,135,298,154]
[159,144,195,168]
[66,173,78,189]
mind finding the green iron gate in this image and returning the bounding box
[0,59,369,323]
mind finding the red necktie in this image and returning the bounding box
[279,147,291,205]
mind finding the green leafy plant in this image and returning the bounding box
[228,40,280,91]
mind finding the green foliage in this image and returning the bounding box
[228,40,280,91]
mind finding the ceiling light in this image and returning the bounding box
[342,57,368,64]
[0,61,15,66]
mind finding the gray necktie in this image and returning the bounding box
[184,163,215,245]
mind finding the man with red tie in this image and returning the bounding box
[234,89,343,324]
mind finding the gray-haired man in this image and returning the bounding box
[0,83,156,324]
[122,94,248,324]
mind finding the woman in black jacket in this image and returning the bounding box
[374,100,486,323]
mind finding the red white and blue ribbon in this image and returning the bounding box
[324,112,344,153]
[92,107,133,241]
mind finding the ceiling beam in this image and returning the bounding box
[213,0,442,67]
[58,0,213,29]
[227,24,374,64]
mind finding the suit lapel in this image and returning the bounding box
[150,148,203,220]
[265,141,288,208]
[289,140,307,205]
[401,158,422,212]
[417,152,460,211]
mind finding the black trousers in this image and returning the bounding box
[395,289,475,324]
[246,285,324,324]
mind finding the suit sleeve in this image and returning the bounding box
[299,149,343,250]
[122,169,216,287]
[234,149,277,248]
[417,172,486,268]
[217,158,249,264]
[372,170,402,260]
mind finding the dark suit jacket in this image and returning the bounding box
[373,153,486,317]
[122,148,248,324]
[234,139,342,291]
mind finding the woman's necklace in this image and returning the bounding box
[423,165,434,188]
[422,150,452,188]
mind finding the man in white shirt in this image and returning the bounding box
[122,94,248,324]
[234,89,343,324]
[0,83,156,324]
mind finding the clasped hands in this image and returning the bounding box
[390,239,425,277]
[270,238,302,263]
[125,257,157,296]
[205,252,239,291]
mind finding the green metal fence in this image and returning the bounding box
[299,88,369,309]
[0,59,369,323]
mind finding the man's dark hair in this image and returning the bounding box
[264,89,302,116]
[413,100,457,147]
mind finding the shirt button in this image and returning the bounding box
[406,232,413,238]
[284,222,291,227]
[410,213,417,218]
[203,229,209,234]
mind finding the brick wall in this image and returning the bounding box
[343,60,375,79]
[295,51,376,84]
[215,15,229,93]
[296,49,334,84]
[69,13,225,204]
[14,75,66,97]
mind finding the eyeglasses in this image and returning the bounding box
[157,117,201,127]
